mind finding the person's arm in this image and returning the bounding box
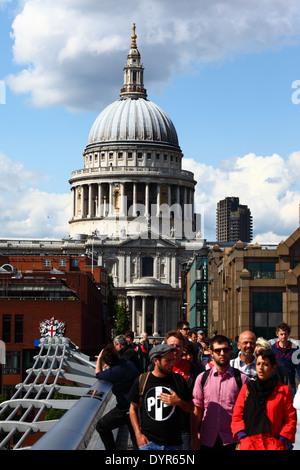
[231,384,248,439]
[158,388,194,413]
[190,405,202,450]
[129,402,149,448]
[278,386,297,443]
[95,349,104,375]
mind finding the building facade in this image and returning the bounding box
[0,254,108,396]
[207,227,300,341]
[181,253,209,332]
[216,196,253,243]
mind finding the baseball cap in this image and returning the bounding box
[149,343,177,361]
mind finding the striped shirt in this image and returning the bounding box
[230,353,257,380]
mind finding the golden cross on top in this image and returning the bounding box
[131,23,137,48]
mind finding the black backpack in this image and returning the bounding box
[200,367,242,390]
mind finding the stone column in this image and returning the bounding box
[71,187,75,218]
[132,183,137,217]
[145,183,149,217]
[142,296,146,333]
[81,185,85,218]
[153,296,159,336]
[109,183,113,215]
[131,296,136,333]
[156,184,161,216]
[120,182,125,216]
[88,184,93,218]
[98,183,103,217]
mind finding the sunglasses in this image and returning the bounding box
[181,327,190,331]
[213,347,231,355]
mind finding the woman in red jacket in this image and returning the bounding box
[231,348,297,450]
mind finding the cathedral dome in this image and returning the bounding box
[87,97,179,148]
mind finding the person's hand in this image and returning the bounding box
[190,435,200,450]
[136,432,150,448]
[158,388,179,406]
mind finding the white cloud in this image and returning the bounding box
[0,149,300,243]
[6,0,300,111]
[0,152,70,238]
[183,151,300,243]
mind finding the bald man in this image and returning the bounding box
[230,331,257,380]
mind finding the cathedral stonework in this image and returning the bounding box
[69,25,203,337]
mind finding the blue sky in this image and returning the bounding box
[1,0,300,242]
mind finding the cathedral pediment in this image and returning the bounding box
[117,232,179,248]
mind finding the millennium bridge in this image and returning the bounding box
[0,336,299,451]
[0,337,131,450]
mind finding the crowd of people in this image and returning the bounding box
[94,321,300,451]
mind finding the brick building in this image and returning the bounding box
[0,254,108,396]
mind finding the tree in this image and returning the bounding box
[115,302,130,335]
[107,275,117,330]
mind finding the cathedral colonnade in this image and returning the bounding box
[70,178,195,221]
[127,293,180,337]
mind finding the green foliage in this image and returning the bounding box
[107,275,117,329]
[115,302,130,335]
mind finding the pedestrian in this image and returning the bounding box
[113,334,143,373]
[231,335,239,359]
[191,334,249,450]
[198,336,212,367]
[165,330,203,449]
[270,322,300,396]
[129,343,193,450]
[231,348,297,450]
[255,337,289,385]
[139,338,150,371]
[177,320,190,339]
[141,332,151,352]
[125,330,144,372]
[230,331,257,380]
[95,343,139,450]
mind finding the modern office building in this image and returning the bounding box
[216,196,253,243]
[207,226,300,341]
[181,253,209,332]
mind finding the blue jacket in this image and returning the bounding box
[96,358,139,408]
[271,341,300,388]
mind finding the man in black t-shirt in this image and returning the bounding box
[129,343,193,450]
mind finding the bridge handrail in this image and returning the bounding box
[30,379,113,450]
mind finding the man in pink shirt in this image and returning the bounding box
[191,334,249,450]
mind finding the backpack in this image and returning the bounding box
[200,367,242,390]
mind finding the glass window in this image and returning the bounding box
[247,261,275,279]
[4,351,21,374]
[2,315,11,343]
[14,315,23,343]
[252,291,282,339]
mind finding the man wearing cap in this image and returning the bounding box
[129,343,194,450]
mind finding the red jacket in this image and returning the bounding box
[231,381,297,450]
